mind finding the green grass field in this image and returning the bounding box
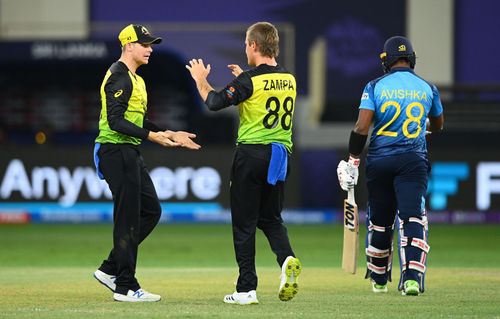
[1,224,499,318]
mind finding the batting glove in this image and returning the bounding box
[337,156,360,191]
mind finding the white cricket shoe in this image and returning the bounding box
[279,256,301,301]
[113,289,161,302]
[94,269,116,292]
[223,290,259,305]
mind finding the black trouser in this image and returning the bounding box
[230,144,295,292]
[366,153,429,285]
[97,144,161,295]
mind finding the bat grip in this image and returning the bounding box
[347,188,355,203]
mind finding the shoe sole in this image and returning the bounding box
[93,273,116,292]
[223,294,259,305]
[402,288,419,296]
[279,258,301,301]
[223,300,259,305]
[372,286,388,293]
[237,301,258,305]
[113,295,161,302]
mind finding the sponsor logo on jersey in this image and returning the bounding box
[114,90,123,98]
[361,92,369,100]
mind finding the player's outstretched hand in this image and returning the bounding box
[227,64,243,77]
[186,58,211,81]
[168,130,201,150]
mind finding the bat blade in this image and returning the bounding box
[342,188,359,274]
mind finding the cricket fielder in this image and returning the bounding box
[187,22,301,305]
[93,24,200,302]
[337,36,444,295]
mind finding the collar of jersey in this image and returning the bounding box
[390,67,414,74]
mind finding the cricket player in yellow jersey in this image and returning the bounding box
[93,24,200,303]
[187,22,301,305]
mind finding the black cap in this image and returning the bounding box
[118,24,162,46]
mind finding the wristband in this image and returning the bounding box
[348,130,368,156]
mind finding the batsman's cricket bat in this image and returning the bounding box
[342,188,359,274]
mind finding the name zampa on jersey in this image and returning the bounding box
[263,79,295,91]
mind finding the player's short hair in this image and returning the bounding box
[246,22,280,58]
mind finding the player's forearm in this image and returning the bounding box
[108,116,149,139]
[353,109,373,136]
[143,118,165,132]
[193,77,215,102]
[204,91,232,111]
[349,110,372,157]
[428,114,444,133]
[349,130,368,158]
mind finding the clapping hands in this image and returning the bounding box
[148,130,201,150]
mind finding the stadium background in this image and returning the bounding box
[0,1,499,318]
[1,0,499,223]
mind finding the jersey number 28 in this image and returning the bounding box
[262,96,294,130]
[377,101,424,138]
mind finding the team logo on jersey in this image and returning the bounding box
[114,89,123,98]
[225,86,235,99]
[398,44,406,52]
[361,92,369,100]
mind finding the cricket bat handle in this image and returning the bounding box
[347,188,355,204]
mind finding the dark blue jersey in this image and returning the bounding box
[359,67,443,161]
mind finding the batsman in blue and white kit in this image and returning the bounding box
[337,36,444,295]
